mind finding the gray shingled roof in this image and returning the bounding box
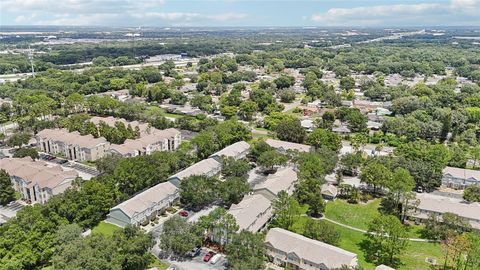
[265,228,358,269]
[253,167,297,197]
[265,139,312,152]
[228,194,273,232]
[210,141,250,159]
[110,181,178,218]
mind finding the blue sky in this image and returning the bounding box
[1,0,479,27]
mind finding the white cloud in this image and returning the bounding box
[311,0,480,26]
[2,0,246,26]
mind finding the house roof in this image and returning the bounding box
[443,166,480,181]
[413,193,480,225]
[265,228,358,269]
[265,139,312,153]
[321,184,338,197]
[111,181,178,218]
[253,167,297,197]
[169,158,222,181]
[210,141,250,160]
[228,194,273,232]
[37,128,109,149]
[0,157,78,190]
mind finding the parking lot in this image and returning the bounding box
[158,248,228,270]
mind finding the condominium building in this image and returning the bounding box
[442,166,480,190]
[36,128,110,161]
[0,157,78,204]
[265,228,359,270]
[106,181,179,227]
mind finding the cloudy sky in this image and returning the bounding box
[1,0,479,27]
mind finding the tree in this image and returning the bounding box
[220,105,238,119]
[306,128,341,152]
[225,230,266,270]
[0,169,15,206]
[360,161,392,194]
[191,130,220,159]
[303,219,340,245]
[221,157,251,178]
[464,185,480,202]
[278,89,296,103]
[274,75,295,89]
[272,191,302,230]
[160,216,203,255]
[275,118,306,143]
[339,152,364,176]
[394,140,451,190]
[220,176,251,206]
[257,150,288,172]
[6,132,31,148]
[180,175,219,209]
[340,76,355,90]
[238,100,258,121]
[13,147,39,160]
[385,168,415,221]
[363,215,408,267]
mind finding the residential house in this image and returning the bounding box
[227,193,274,233]
[36,128,110,161]
[265,228,359,270]
[442,166,480,189]
[209,141,250,162]
[408,193,480,230]
[106,181,179,227]
[0,157,78,204]
[168,158,222,186]
[253,167,298,201]
[265,139,313,153]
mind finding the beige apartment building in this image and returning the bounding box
[0,157,78,204]
[36,128,110,161]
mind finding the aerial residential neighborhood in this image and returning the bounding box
[0,1,480,270]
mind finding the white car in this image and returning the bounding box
[210,254,222,264]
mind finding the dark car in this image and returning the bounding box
[189,246,201,257]
[203,251,215,262]
[179,210,189,217]
[58,159,69,164]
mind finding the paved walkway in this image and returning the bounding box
[310,215,438,243]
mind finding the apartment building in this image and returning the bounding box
[408,193,480,230]
[36,128,110,161]
[106,181,179,227]
[253,166,298,201]
[0,157,78,204]
[265,228,359,270]
[442,166,480,190]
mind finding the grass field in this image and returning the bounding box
[324,199,426,238]
[290,200,443,270]
[92,221,122,236]
[147,254,169,270]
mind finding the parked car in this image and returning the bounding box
[203,251,215,262]
[189,246,201,257]
[210,254,222,264]
[179,210,189,217]
[58,159,69,164]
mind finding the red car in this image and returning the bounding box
[179,210,189,217]
[203,251,215,262]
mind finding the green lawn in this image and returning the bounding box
[324,199,426,239]
[14,191,22,200]
[291,215,443,270]
[92,221,122,236]
[147,254,169,270]
[325,199,381,231]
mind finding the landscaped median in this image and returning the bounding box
[291,199,444,270]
